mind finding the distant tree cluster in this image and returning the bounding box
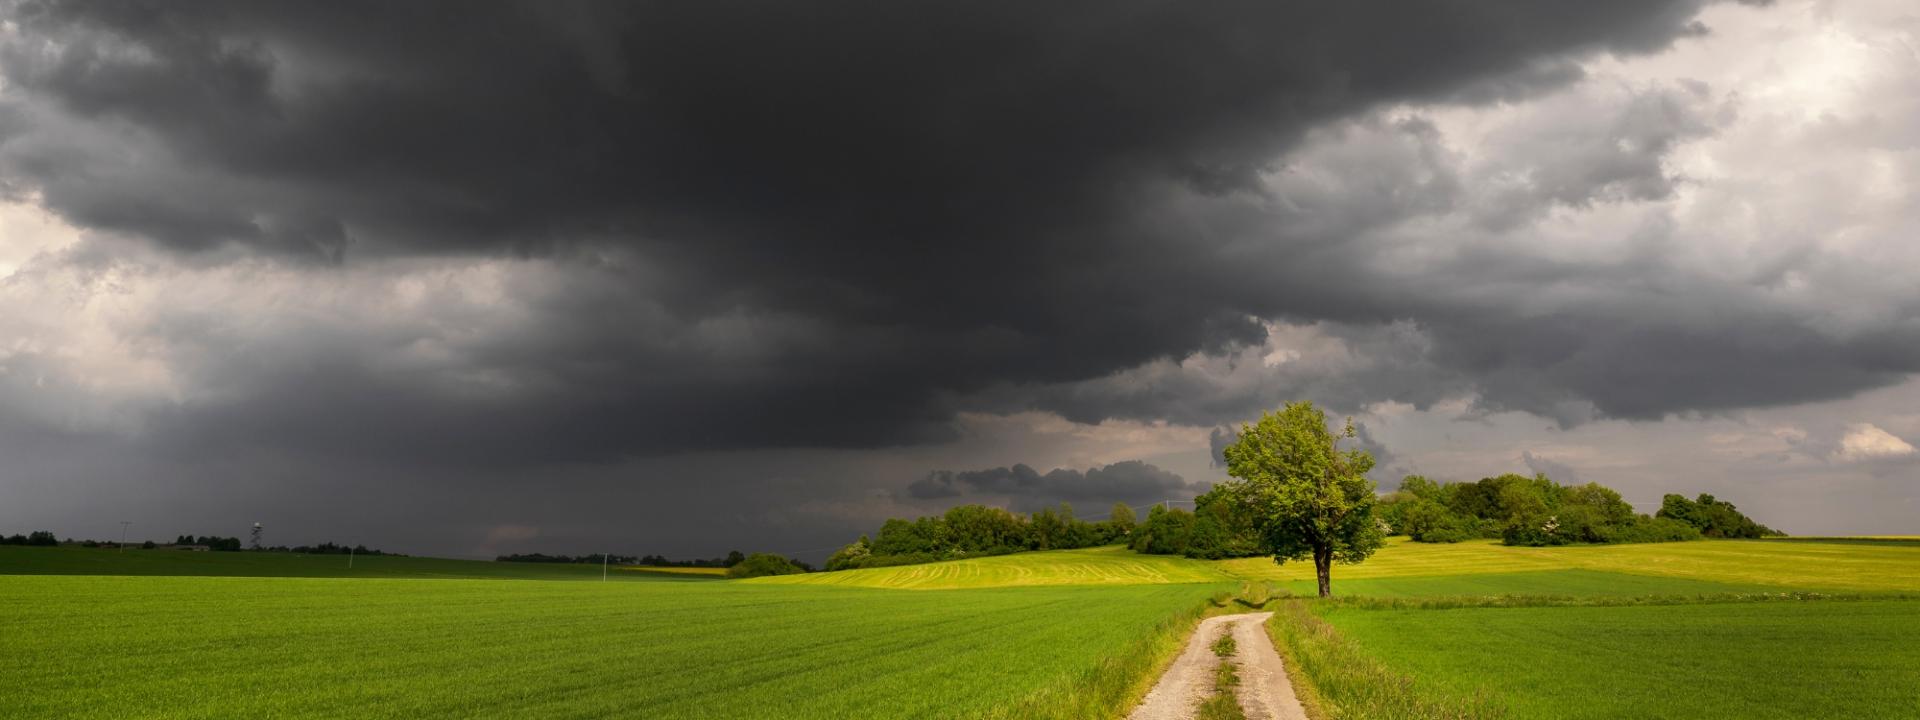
[826,502,1139,571]
[1656,494,1781,539]
[174,535,244,551]
[1,531,59,546]
[498,550,768,568]
[1128,485,1271,560]
[259,542,398,556]
[635,551,745,568]
[1376,474,1710,546]
[497,553,642,564]
[726,553,808,578]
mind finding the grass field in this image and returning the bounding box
[0,545,718,581]
[751,545,1236,589]
[1251,537,1920,720]
[0,574,1215,719]
[10,537,1920,719]
[1319,598,1920,719]
[1223,537,1920,594]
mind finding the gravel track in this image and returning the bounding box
[1127,611,1307,720]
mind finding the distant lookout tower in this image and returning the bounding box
[250,522,263,551]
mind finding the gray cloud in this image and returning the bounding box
[1520,450,1582,483]
[5,0,1919,555]
[0,0,1740,465]
[908,461,1204,513]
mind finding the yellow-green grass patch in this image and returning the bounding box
[1218,537,1920,594]
[749,545,1236,589]
[617,565,730,577]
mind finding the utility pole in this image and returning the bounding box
[119,521,130,553]
[602,552,609,582]
[347,545,355,570]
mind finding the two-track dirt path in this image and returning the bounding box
[1126,611,1308,720]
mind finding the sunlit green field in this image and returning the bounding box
[1223,536,1920,594]
[751,544,1235,589]
[0,574,1212,719]
[10,536,1919,720]
[1321,599,1920,720]
[753,535,1920,596]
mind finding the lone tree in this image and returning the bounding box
[1220,401,1385,597]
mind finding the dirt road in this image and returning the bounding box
[1126,611,1308,720]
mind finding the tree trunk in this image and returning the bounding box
[1314,545,1333,598]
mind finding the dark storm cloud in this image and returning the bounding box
[907,461,1203,513]
[0,0,1750,463]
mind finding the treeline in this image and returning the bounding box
[1128,486,1270,560]
[826,503,1140,571]
[637,551,744,568]
[4,531,394,554]
[262,542,398,556]
[497,551,750,567]
[727,553,809,578]
[1656,494,1780,539]
[174,535,244,551]
[1378,474,1779,546]
[1,531,58,546]
[498,553,642,564]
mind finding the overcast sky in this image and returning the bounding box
[2,0,1916,560]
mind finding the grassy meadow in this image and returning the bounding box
[6,535,1920,719]
[1224,536,1920,595]
[1251,536,1920,720]
[1317,598,1920,719]
[0,573,1216,719]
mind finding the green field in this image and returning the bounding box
[0,574,1213,719]
[9,537,1920,719]
[1224,536,1920,594]
[1320,599,1920,719]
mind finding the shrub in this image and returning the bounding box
[1598,516,1701,544]
[1657,494,1781,539]
[725,553,807,578]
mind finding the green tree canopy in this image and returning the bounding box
[1220,401,1384,597]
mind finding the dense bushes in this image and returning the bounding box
[173,535,244,551]
[1376,474,1721,547]
[1129,485,1273,560]
[1,531,59,546]
[726,552,807,578]
[1656,494,1780,538]
[826,503,1137,571]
